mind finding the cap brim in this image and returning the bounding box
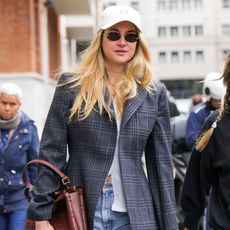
[100,19,142,32]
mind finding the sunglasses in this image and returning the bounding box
[105,31,139,43]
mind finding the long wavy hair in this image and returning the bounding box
[64,29,153,120]
[196,53,230,151]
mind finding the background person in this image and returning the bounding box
[0,83,39,230]
[167,90,180,118]
[27,5,178,230]
[188,93,204,113]
[181,53,230,230]
[191,94,203,107]
[185,72,225,150]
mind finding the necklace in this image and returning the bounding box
[105,79,116,98]
[108,82,115,88]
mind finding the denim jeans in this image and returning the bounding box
[94,182,131,230]
[0,209,27,230]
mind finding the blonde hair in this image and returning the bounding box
[196,53,230,151]
[63,30,153,121]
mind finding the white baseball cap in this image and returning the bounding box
[98,5,142,32]
[203,72,225,101]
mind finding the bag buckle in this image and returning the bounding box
[62,176,70,187]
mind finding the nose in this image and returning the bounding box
[117,35,126,46]
[5,104,11,110]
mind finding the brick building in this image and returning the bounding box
[0,0,95,136]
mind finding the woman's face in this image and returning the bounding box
[101,21,138,68]
[0,94,21,120]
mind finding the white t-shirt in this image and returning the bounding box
[108,100,127,212]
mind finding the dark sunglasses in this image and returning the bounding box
[105,31,139,43]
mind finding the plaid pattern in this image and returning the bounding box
[28,74,178,230]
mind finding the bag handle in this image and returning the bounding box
[23,159,70,201]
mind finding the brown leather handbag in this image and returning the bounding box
[23,159,88,230]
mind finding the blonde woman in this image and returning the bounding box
[181,53,230,230]
[27,5,178,230]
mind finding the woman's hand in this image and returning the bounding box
[184,228,189,230]
[35,220,54,230]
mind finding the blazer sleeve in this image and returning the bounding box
[27,73,74,221]
[180,110,219,230]
[145,83,178,230]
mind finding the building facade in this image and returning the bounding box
[145,0,230,98]
[0,0,95,136]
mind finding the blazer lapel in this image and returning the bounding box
[121,85,148,128]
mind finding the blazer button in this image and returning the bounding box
[18,145,22,149]
[0,178,3,182]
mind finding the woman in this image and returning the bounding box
[27,5,178,230]
[181,53,230,230]
[0,83,39,230]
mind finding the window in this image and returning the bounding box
[171,51,179,63]
[195,25,203,36]
[157,0,166,10]
[162,79,203,99]
[169,0,178,10]
[131,1,139,11]
[194,0,203,9]
[103,2,116,9]
[183,26,191,36]
[182,0,191,9]
[170,26,178,36]
[223,49,230,60]
[223,0,230,8]
[158,27,167,37]
[159,52,167,63]
[223,24,230,36]
[196,50,204,63]
[183,51,191,63]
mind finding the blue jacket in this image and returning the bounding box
[0,111,39,213]
[185,102,216,150]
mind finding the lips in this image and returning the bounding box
[115,50,127,55]
[115,50,127,52]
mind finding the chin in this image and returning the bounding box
[2,116,13,120]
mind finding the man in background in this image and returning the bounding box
[186,72,225,150]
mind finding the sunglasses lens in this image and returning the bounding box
[106,32,121,41]
[125,33,138,42]
[106,31,138,42]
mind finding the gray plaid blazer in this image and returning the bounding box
[27,74,178,230]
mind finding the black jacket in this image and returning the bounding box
[181,109,230,230]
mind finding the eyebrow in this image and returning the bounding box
[107,28,137,33]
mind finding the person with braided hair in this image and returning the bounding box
[180,52,230,230]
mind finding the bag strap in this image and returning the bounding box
[23,159,70,201]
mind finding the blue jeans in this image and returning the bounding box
[94,182,131,230]
[205,206,213,230]
[0,209,27,230]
